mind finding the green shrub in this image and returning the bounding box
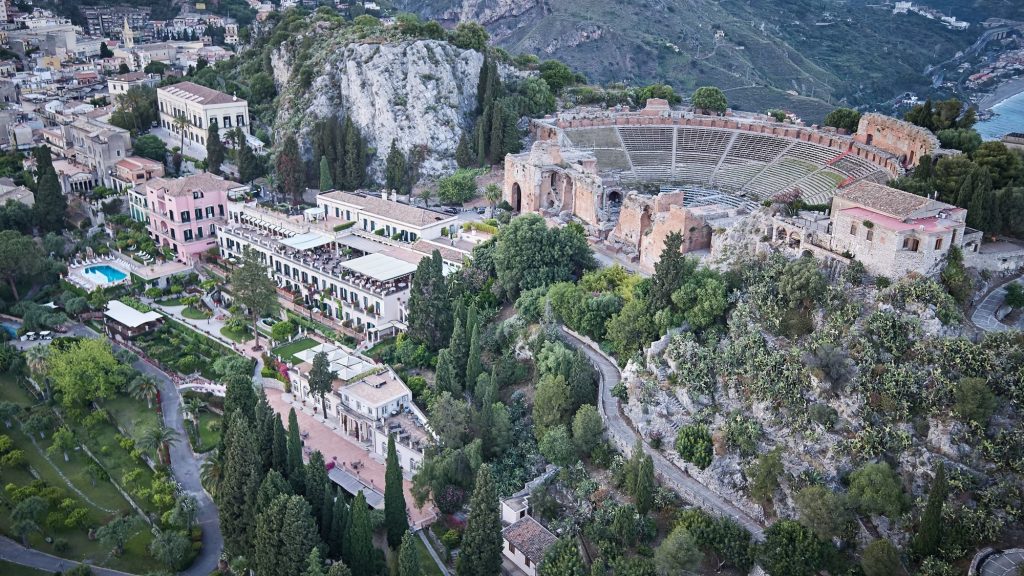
[333,221,355,232]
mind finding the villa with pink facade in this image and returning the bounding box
[141,172,241,262]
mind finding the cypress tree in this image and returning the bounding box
[305,451,330,536]
[319,155,334,191]
[406,250,452,352]
[384,434,409,549]
[255,494,320,576]
[256,468,292,511]
[385,141,407,194]
[287,408,306,494]
[968,168,996,232]
[343,118,366,190]
[277,134,305,205]
[456,464,502,576]
[217,412,261,557]
[328,488,350,560]
[256,393,276,474]
[220,374,257,454]
[465,317,481,389]
[398,532,421,576]
[346,491,374,576]
[634,454,655,516]
[955,169,974,208]
[912,462,947,559]
[487,103,505,165]
[475,118,488,167]
[476,57,490,112]
[33,170,66,233]
[539,537,585,576]
[272,415,288,475]
[328,563,353,576]
[455,131,474,168]
[449,316,468,392]
[435,348,458,396]
[206,119,224,175]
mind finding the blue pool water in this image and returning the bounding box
[1,322,18,338]
[84,264,128,284]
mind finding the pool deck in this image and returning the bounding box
[65,255,134,290]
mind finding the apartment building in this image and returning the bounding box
[114,155,164,203]
[157,81,249,153]
[107,71,157,96]
[67,116,131,188]
[140,172,240,262]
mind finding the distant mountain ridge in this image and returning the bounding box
[394,0,1024,121]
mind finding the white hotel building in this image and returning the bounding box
[217,191,464,342]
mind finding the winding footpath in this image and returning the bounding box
[560,327,766,541]
[134,354,223,576]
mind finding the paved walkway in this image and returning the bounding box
[0,536,136,576]
[559,327,766,541]
[971,279,1023,332]
[135,355,223,576]
[265,389,435,528]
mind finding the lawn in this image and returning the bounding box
[181,305,211,320]
[271,337,319,364]
[220,325,253,342]
[414,533,445,576]
[0,374,157,573]
[102,395,160,438]
[188,411,222,453]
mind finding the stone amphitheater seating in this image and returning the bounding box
[554,124,895,202]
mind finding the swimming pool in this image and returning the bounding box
[1,322,19,339]
[84,264,129,285]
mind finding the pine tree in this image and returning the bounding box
[384,434,409,549]
[319,155,334,191]
[398,532,421,576]
[277,134,305,205]
[305,547,326,576]
[346,491,374,576]
[217,412,262,557]
[455,131,474,168]
[912,462,947,559]
[305,451,330,537]
[634,454,655,516]
[206,119,224,175]
[385,141,407,195]
[287,408,306,494]
[456,464,502,576]
[328,563,353,576]
[328,488,350,560]
[256,468,292,510]
[272,415,288,475]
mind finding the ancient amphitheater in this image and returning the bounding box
[504,99,944,270]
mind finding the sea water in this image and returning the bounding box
[976,91,1024,141]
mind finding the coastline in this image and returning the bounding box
[979,76,1024,111]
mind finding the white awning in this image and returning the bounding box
[279,231,332,251]
[341,253,417,282]
[104,300,162,328]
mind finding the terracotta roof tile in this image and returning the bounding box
[146,172,240,197]
[834,180,932,219]
[158,81,244,106]
[319,190,455,228]
[502,517,558,565]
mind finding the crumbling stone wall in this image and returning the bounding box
[503,140,605,225]
[854,113,939,168]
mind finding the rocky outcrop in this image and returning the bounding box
[273,39,484,180]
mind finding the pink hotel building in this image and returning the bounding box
[142,172,241,263]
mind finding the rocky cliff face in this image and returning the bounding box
[272,39,483,181]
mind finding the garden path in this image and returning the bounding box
[0,536,137,576]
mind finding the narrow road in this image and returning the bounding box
[560,327,766,541]
[136,356,223,576]
[971,277,1022,333]
[0,536,136,576]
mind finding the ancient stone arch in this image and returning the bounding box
[511,182,522,212]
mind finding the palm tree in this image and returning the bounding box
[23,345,50,399]
[484,183,501,214]
[137,423,179,465]
[200,449,222,495]
[172,114,191,153]
[128,375,159,409]
[183,396,206,423]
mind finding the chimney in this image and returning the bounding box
[380,190,387,201]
